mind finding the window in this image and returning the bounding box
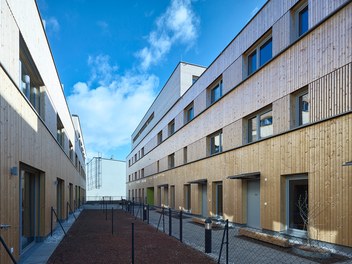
[192,75,199,84]
[209,130,223,155]
[129,159,131,167]
[57,115,65,148]
[210,80,223,104]
[214,182,223,216]
[168,119,175,136]
[248,108,273,143]
[184,102,194,123]
[299,92,309,126]
[157,131,163,145]
[133,112,154,143]
[157,160,160,173]
[20,35,44,117]
[183,147,188,164]
[292,1,308,40]
[69,141,73,161]
[291,88,309,128]
[247,34,272,75]
[134,153,137,162]
[298,5,308,36]
[184,184,191,211]
[168,153,175,169]
[141,147,144,157]
[286,175,308,233]
[141,168,144,178]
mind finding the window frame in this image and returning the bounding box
[184,102,194,124]
[168,153,175,169]
[208,130,223,155]
[247,107,273,143]
[210,80,223,105]
[157,131,163,145]
[291,87,309,128]
[285,174,308,237]
[168,119,175,136]
[246,33,272,76]
[291,1,309,41]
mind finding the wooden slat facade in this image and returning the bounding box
[127,0,352,249]
[0,0,87,262]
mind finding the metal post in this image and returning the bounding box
[132,198,135,216]
[132,223,135,264]
[112,207,114,235]
[105,202,108,220]
[205,218,212,253]
[226,220,229,264]
[51,206,53,236]
[162,207,165,233]
[0,236,17,264]
[169,208,172,236]
[147,204,150,224]
[179,210,183,243]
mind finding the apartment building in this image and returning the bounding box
[86,156,126,201]
[127,0,352,249]
[0,0,86,262]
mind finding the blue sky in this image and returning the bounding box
[37,0,266,161]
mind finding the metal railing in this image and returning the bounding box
[0,224,17,264]
[51,207,67,236]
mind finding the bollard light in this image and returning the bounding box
[204,217,212,253]
[205,217,212,230]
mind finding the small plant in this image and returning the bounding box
[297,191,322,246]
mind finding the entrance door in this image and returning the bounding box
[215,182,223,216]
[247,180,260,229]
[201,184,207,216]
[287,177,308,232]
[57,178,64,220]
[20,169,41,251]
[170,186,175,209]
[147,187,154,205]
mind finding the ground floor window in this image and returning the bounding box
[213,182,223,216]
[184,184,191,211]
[286,175,308,232]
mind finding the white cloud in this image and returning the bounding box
[43,17,60,34]
[136,0,199,71]
[68,55,158,159]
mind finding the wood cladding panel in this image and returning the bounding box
[310,63,352,123]
[128,4,352,180]
[128,113,352,247]
[0,69,85,263]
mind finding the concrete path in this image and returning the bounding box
[19,209,82,264]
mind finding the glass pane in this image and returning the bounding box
[260,111,273,138]
[299,93,309,125]
[248,51,257,75]
[188,107,194,121]
[211,82,222,103]
[259,38,272,67]
[211,134,221,154]
[216,184,223,216]
[248,117,257,142]
[299,6,308,36]
[289,179,308,230]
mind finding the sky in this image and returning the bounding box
[36,0,267,161]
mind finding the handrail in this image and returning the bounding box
[51,207,67,236]
[0,233,17,264]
